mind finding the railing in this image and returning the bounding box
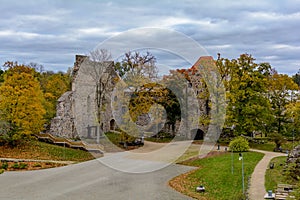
[34,133,104,154]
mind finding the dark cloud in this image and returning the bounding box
[0,0,299,74]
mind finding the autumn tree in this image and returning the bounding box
[129,82,180,135]
[41,73,71,124]
[268,71,298,136]
[114,51,159,137]
[0,63,45,146]
[219,54,272,136]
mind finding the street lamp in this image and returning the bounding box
[231,124,235,175]
[239,153,245,195]
[292,116,295,150]
[231,149,234,174]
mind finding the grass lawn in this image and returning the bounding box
[170,151,264,200]
[103,132,141,150]
[175,143,204,163]
[104,132,122,147]
[265,156,289,192]
[249,142,276,151]
[0,139,94,162]
[249,140,300,152]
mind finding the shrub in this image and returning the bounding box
[229,136,250,152]
[269,133,285,149]
[1,162,8,170]
[11,162,19,169]
[19,162,28,169]
[0,169,4,174]
[33,163,42,168]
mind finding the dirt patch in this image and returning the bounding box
[1,160,66,171]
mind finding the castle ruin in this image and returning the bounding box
[49,55,213,140]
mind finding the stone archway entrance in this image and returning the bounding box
[191,128,205,140]
[110,119,116,130]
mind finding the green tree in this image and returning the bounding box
[0,63,45,146]
[268,71,298,136]
[269,132,285,149]
[0,68,4,84]
[229,136,250,152]
[219,54,272,136]
[292,69,300,87]
[286,101,300,139]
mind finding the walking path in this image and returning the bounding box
[248,149,287,200]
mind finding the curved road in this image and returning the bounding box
[0,142,195,200]
[248,149,287,200]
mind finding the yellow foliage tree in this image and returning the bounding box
[0,64,45,145]
[42,73,70,123]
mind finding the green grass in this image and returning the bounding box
[0,139,95,162]
[265,156,289,192]
[175,144,200,163]
[32,140,95,161]
[104,132,122,145]
[171,151,264,200]
[249,142,276,151]
[250,140,300,152]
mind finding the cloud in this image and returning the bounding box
[0,0,299,74]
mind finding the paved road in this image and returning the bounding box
[0,154,195,200]
[248,149,287,200]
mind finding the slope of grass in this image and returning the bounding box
[170,151,264,200]
[265,156,289,192]
[0,139,94,162]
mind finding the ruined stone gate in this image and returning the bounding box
[49,55,212,140]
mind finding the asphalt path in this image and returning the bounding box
[0,154,195,200]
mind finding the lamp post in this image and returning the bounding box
[293,128,295,150]
[185,81,189,139]
[292,116,295,150]
[231,149,234,174]
[239,153,245,195]
[231,124,235,175]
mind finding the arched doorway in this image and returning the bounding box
[110,119,116,130]
[191,129,205,140]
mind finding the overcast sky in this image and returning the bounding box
[0,0,299,75]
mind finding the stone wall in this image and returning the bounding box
[49,55,116,139]
[49,91,76,138]
[49,55,211,140]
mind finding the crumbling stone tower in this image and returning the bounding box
[49,55,117,139]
